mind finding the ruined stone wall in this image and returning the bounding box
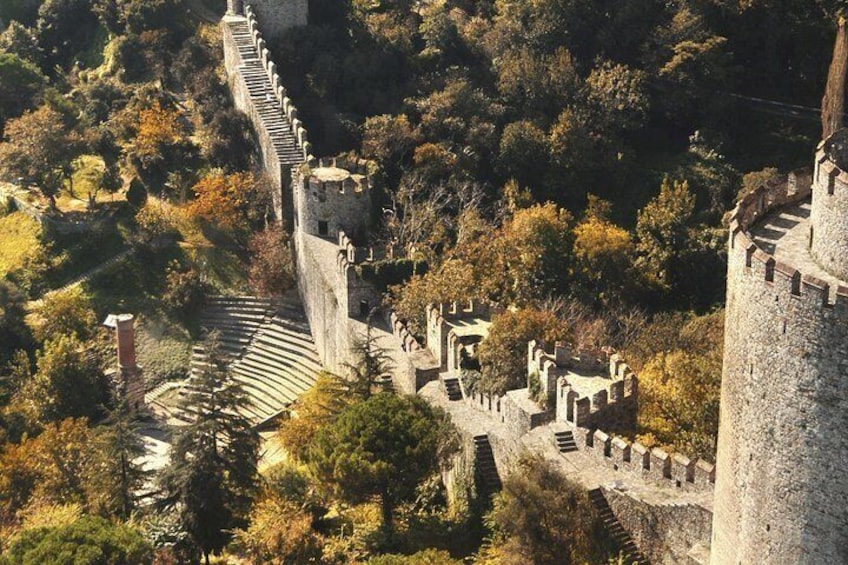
[811,130,848,280]
[713,168,848,564]
[603,486,714,565]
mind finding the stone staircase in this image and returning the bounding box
[554,429,579,453]
[228,313,322,426]
[473,434,502,493]
[442,375,463,401]
[158,296,321,427]
[588,488,649,565]
[227,18,304,167]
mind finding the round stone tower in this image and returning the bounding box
[712,133,848,564]
[293,158,372,241]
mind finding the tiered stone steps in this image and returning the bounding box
[227,18,304,166]
[555,429,579,453]
[474,434,502,493]
[162,296,321,427]
[194,296,274,362]
[228,315,322,426]
[443,376,462,401]
[588,488,650,565]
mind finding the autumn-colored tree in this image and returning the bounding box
[387,258,479,338]
[572,199,639,305]
[127,102,194,187]
[247,225,295,297]
[484,203,574,305]
[233,495,323,564]
[0,105,79,207]
[277,373,349,462]
[27,286,97,344]
[635,310,724,461]
[477,308,569,396]
[362,114,418,176]
[480,455,604,565]
[0,418,94,517]
[187,172,258,232]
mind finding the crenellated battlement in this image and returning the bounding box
[727,168,848,309]
[580,429,715,492]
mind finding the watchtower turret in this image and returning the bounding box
[712,137,848,563]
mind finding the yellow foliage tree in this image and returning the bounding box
[277,374,349,462]
[186,171,257,232]
[131,102,186,169]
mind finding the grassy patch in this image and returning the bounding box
[57,155,124,212]
[136,314,193,388]
[0,211,41,276]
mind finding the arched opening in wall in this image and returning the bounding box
[359,300,370,317]
[809,226,814,248]
[318,220,328,236]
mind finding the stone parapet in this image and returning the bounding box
[582,430,715,492]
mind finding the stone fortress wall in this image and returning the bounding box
[224,4,848,563]
[713,157,848,564]
[222,1,312,220]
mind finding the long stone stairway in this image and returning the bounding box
[588,488,650,565]
[227,18,304,167]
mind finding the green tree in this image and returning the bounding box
[28,286,97,344]
[158,332,260,564]
[85,398,149,520]
[0,280,30,364]
[497,121,549,190]
[0,105,79,207]
[635,177,696,293]
[1,515,153,565]
[306,393,454,539]
[477,308,569,396]
[24,335,106,424]
[481,455,604,565]
[0,52,44,125]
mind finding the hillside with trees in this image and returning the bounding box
[0,0,842,563]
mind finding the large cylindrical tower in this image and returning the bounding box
[712,136,848,564]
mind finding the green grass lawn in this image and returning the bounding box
[0,211,41,276]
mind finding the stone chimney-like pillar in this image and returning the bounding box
[116,314,137,374]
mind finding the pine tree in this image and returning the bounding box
[86,395,149,520]
[158,331,259,564]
